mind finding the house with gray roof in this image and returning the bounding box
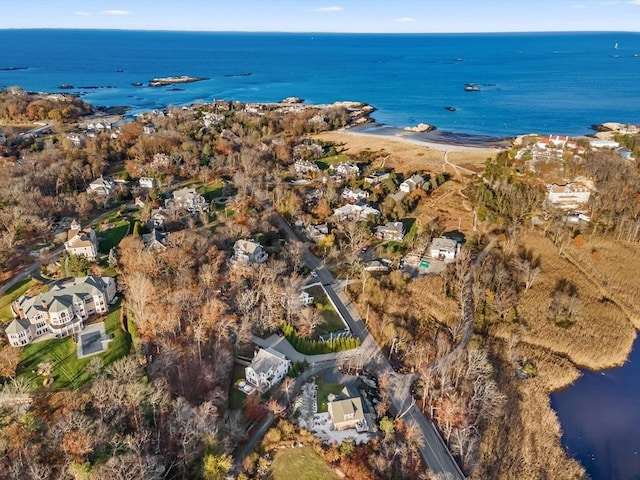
[233,239,268,265]
[328,396,367,431]
[6,275,116,347]
[86,176,116,196]
[245,347,291,392]
[375,221,405,241]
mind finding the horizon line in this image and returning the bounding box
[1,27,639,35]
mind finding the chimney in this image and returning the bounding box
[41,300,48,310]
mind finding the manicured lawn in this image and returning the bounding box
[98,219,130,254]
[227,363,247,412]
[305,286,345,334]
[17,300,130,390]
[315,153,350,170]
[315,378,343,413]
[270,446,339,480]
[196,180,224,201]
[0,278,40,322]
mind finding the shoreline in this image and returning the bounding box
[343,124,511,152]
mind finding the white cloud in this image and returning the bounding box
[627,0,640,5]
[394,17,417,23]
[73,11,90,16]
[315,6,343,12]
[101,10,132,16]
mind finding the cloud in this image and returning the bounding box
[627,0,640,5]
[394,17,417,23]
[73,11,90,16]
[314,6,343,12]
[101,10,132,16]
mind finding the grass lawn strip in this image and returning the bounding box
[0,278,40,322]
[270,445,339,480]
[98,219,130,254]
[17,300,130,389]
[315,378,343,413]
[227,363,247,412]
[305,286,345,334]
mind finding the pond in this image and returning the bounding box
[550,335,640,480]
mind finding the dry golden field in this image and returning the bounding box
[564,236,640,328]
[491,231,636,370]
[312,130,494,175]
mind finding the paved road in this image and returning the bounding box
[273,213,465,479]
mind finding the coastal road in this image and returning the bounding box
[273,213,465,479]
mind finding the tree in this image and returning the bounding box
[379,416,396,437]
[203,453,232,480]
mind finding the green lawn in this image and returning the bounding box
[315,378,344,413]
[270,446,339,480]
[98,219,130,254]
[305,286,345,334]
[17,300,131,390]
[0,278,39,322]
[315,154,350,171]
[227,363,247,412]
[196,180,224,201]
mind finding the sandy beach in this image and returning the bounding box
[314,125,508,175]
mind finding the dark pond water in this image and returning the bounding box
[551,336,640,480]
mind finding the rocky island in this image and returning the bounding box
[148,75,209,87]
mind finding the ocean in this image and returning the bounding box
[0,29,639,137]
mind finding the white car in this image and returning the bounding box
[310,270,318,278]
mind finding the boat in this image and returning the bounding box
[614,42,619,50]
[131,82,143,87]
[58,84,74,89]
[464,83,480,92]
[444,106,457,112]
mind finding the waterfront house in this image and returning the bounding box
[294,160,320,175]
[364,171,390,185]
[6,275,116,346]
[143,123,156,134]
[245,347,291,392]
[547,182,592,209]
[399,174,425,193]
[64,220,98,260]
[329,162,360,177]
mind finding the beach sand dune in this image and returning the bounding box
[313,129,503,175]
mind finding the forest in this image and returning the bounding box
[0,85,639,479]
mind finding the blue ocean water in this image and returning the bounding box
[0,30,639,137]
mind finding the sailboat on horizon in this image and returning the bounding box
[614,42,619,50]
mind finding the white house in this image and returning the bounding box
[166,187,208,213]
[547,183,592,209]
[333,204,380,222]
[147,208,172,230]
[143,123,156,134]
[139,177,156,189]
[329,162,360,177]
[294,160,320,174]
[341,188,370,202]
[399,174,425,193]
[589,139,620,149]
[86,176,116,196]
[6,275,116,347]
[429,237,459,261]
[64,220,98,260]
[233,239,268,265]
[244,348,291,392]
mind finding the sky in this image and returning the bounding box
[1,0,639,33]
